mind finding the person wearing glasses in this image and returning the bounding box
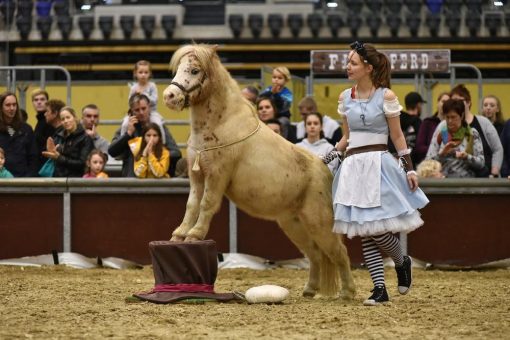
[330,42,429,306]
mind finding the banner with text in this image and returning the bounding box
[311,50,451,74]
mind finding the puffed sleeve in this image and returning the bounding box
[134,155,148,178]
[337,89,349,117]
[383,97,403,118]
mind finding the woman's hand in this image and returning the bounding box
[455,150,468,159]
[42,150,60,160]
[46,137,57,153]
[407,171,418,192]
[440,141,459,157]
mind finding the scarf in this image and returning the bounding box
[437,125,474,155]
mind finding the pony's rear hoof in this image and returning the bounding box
[184,236,202,242]
[302,288,317,298]
[339,289,356,301]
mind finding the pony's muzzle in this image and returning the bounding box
[163,86,185,110]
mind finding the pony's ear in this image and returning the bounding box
[211,44,219,52]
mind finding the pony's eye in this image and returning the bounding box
[191,68,200,75]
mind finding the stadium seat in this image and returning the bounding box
[345,0,364,13]
[287,14,303,38]
[465,10,481,37]
[506,12,510,29]
[268,14,283,38]
[365,14,382,37]
[0,0,15,28]
[326,14,343,37]
[36,16,52,40]
[443,0,463,13]
[445,10,461,37]
[365,0,383,13]
[140,15,156,39]
[425,11,441,37]
[17,0,34,18]
[53,0,70,17]
[386,15,402,37]
[404,0,422,14]
[465,0,482,13]
[161,15,176,39]
[347,12,362,37]
[406,14,421,37]
[57,15,72,40]
[78,16,94,40]
[248,14,263,38]
[16,16,32,40]
[99,16,114,40]
[484,13,502,37]
[35,0,52,18]
[306,13,323,38]
[120,15,135,39]
[385,0,402,13]
[228,14,244,39]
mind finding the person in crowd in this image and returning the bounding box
[415,92,450,165]
[81,104,110,154]
[389,91,424,165]
[259,66,294,140]
[31,89,53,168]
[331,42,428,306]
[0,147,14,178]
[449,84,503,177]
[481,95,505,136]
[499,119,510,177]
[416,159,444,178]
[174,157,189,178]
[425,99,484,178]
[42,107,94,177]
[296,112,338,173]
[241,85,259,105]
[133,122,170,179]
[109,93,181,177]
[42,99,66,161]
[256,96,294,142]
[0,91,39,177]
[83,149,109,178]
[295,96,342,145]
[265,118,282,135]
[124,60,165,143]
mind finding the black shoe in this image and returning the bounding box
[395,255,413,295]
[363,285,389,306]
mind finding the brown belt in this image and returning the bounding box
[345,144,388,158]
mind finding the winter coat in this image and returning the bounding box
[53,124,94,178]
[0,123,39,177]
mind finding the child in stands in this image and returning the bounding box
[0,147,14,178]
[132,123,170,178]
[83,149,109,178]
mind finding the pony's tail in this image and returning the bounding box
[319,250,340,297]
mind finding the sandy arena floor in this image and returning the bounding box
[0,265,508,339]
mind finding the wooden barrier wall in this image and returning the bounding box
[0,179,509,266]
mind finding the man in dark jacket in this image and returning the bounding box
[108,94,181,177]
[31,89,54,169]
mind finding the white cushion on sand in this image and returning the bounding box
[245,285,289,304]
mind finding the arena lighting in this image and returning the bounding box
[306,13,323,38]
[57,15,73,40]
[81,4,92,10]
[78,16,94,39]
[406,15,421,37]
[484,13,502,37]
[287,14,303,38]
[267,14,283,38]
[326,13,343,37]
[425,12,441,37]
[16,16,32,40]
[161,15,176,39]
[346,12,362,37]
[366,15,382,37]
[228,14,244,39]
[120,15,135,39]
[36,16,52,40]
[248,14,263,39]
[326,2,338,8]
[493,1,503,6]
[386,15,401,37]
[140,15,156,39]
[98,15,113,39]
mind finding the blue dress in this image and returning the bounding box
[332,87,429,239]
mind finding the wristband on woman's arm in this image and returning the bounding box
[399,154,414,172]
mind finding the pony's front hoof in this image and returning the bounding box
[302,287,317,298]
[338,289,356,301]
[170,235,185,242]
[184,235,202,242]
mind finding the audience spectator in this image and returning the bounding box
[40,99,66,166]
[426,99,484,178]
[0,91,39,177]
[83,149,109,178]
[389,91,424,165]
[256,96,295,141]
[109,94,181,177]
[31,89,53,166]
[133,123,170,179]
[174,157,189,178]
[259,66,295,141]
[265,118,282,135]
[296,113,338,173]
[42,106,94,177]
[241,85,259,105]
[416,159,444,178]
[0,147,14,178]
[295,96,341,145]
[81,104,110,154]
[415,92,450,165]
[500,120,510,177]
[481,95,505,136]
[450,84,503,177]
[125,61,165,143]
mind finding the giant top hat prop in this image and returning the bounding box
[134,240,237,304]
